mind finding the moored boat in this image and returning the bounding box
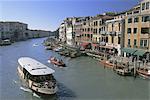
[45,46,53,50]
[53,47,62,52]
[114,67,132,76]
[17,57,58,95]
[137,68,150,79]
[0,39,11,46]
[48,57,66,67]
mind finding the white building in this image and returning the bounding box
[66,25,73,45]
[59,23,66,43]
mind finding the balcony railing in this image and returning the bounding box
[140,46,148,50]
[101,31,106,35]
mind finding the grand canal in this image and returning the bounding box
[0,38,150,100]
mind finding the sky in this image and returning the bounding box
[0,0,141,31]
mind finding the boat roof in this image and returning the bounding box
[18,57,55,75]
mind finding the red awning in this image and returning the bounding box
[92,43,98,47]
[80,42,90,48]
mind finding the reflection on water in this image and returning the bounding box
[0,38,150,100]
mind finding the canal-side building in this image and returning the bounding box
[106,13,125,56]
[0,21,28,41]
[74,17,84,46]
[59,22,66,43]
[92,15,103,46]
[80,16,93,49]
[65,17,74,46]
[91,14,115,56]
[26,29,51,39]
[123,0,150,61]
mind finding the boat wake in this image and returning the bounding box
[13,80,19,84]
[20,86,32,93]
[33,92,41,98]
[47,60,51,63]
[20,86,41,98]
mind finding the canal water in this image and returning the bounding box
[0,38,150,100]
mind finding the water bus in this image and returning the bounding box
[17,57,57,95]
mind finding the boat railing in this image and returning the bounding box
[32,80,56,88]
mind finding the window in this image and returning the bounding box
[95,29,97,34]
[142,16,150,22]
[127,28,131,34]
[93,29,95,33]
[134,39,137,46]
[99,37,100,42]
[106,37,108,42]
[142,3,145,10]
[144,40,148,47]
[99,28,101,34]
[95,21,98,26]
[134,17,139,23]
[134,28,137,34]
[146,2,149,9]
[118,37,120,44]
[128,39,130,46]
[128,18,132,23]
[99,21,102,26]
[88,28,90,32]
[140,40,143,47]
[118,23,121,31]
[141,28,149,34]
[140,39,148,47]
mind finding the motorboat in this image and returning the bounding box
[53,47,62,52]
[33,43,39,47]
[48,57,66,67]
[17,57,58,95]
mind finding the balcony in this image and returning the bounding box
[117,32,121,35]
[101,31,106,35]
[109,31,116,36]
[106,32,110,35]
[140,46,148,50]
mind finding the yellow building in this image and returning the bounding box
[106,13,125,56]
[81,17,93,43]
[124,0,150,60]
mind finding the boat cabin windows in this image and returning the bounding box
[31,75,55,83]
[22,68,55,82]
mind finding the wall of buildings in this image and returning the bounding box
[58,0,149,59]
[0,22,28,41]
[124,0,150,51]
[0,21,52,43]
[26,30,51,38]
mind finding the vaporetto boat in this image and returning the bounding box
[17,57,57,95]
